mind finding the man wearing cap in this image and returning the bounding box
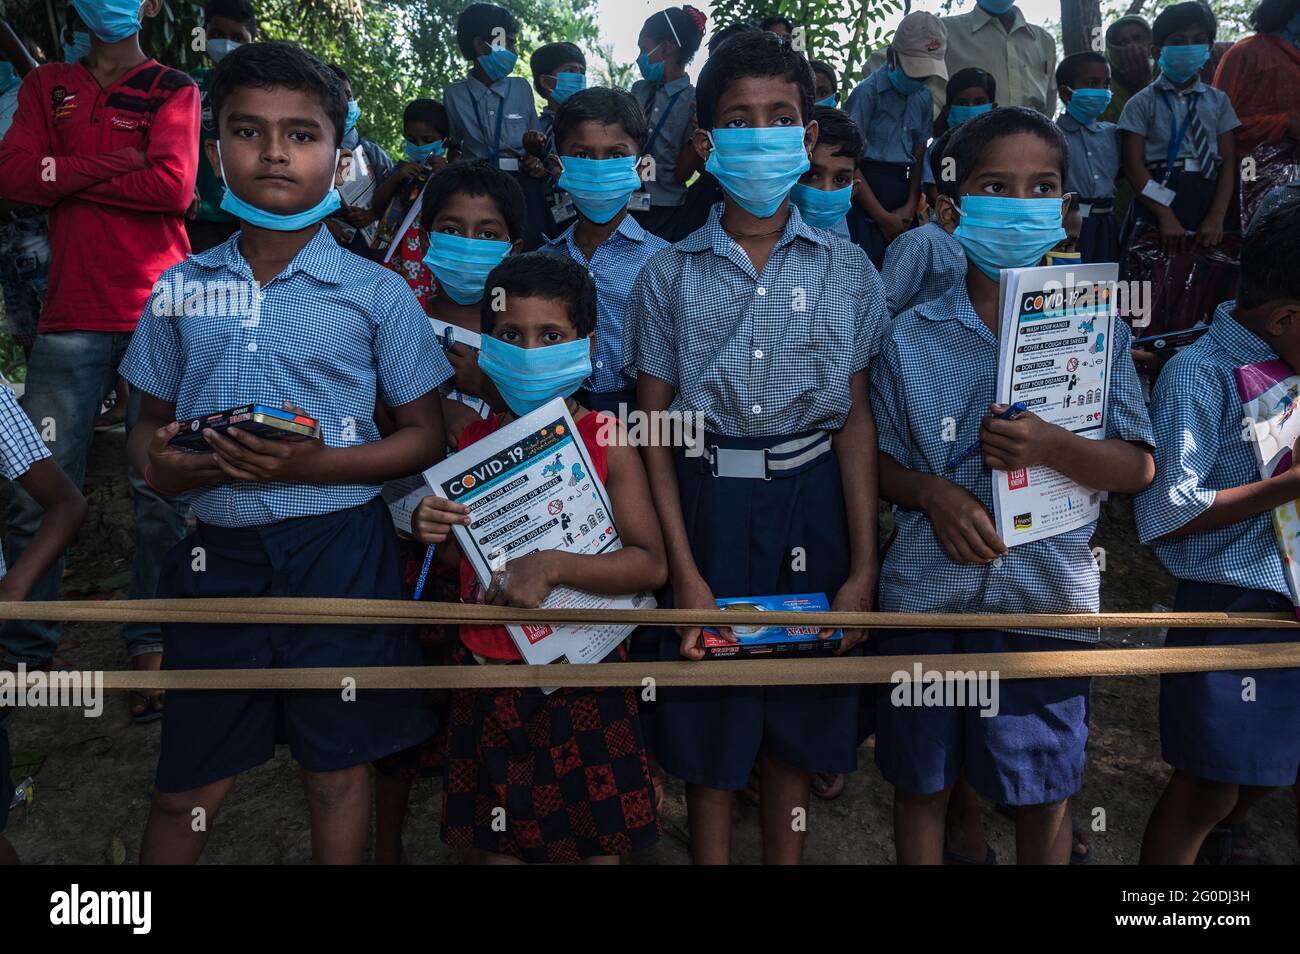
[844,11,949,268]
[942,0,1056,116]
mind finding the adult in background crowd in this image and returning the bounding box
[941,0,1056,116]
[1213,0,1300,157]
[1100,15,1154,124]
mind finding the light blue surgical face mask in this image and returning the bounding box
[64,30,92,62]
[477,44,518,83]
[556,155,642,224]
[551,72,586,103]
[422,232,511,305]
[815,94,837,108]
[1065,87,1112,124]
[705,126,810,219]
[216,143,343,231]
[72,0,143,43]
[206,38,241,63]
[790,182,853,230]
[887,64,925,96]
[403,138,445,162]
[948,102,993,126]
[949,194,1067,280]
[478,335,593,417]
[976,0,1016,14]
[637,45,665,82]
[1158,43,1210,83]
[0,63,17,95]
[344,99,360,135]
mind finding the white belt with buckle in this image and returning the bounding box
[705,431,831,479]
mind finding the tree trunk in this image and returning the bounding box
[1061,0,1105,56]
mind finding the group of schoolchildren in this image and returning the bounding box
[0,0,1297,867]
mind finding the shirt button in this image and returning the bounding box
[751,404,762,415]
[991,556,1004,569]
[754,349,764,359]
[247,341,257,352]
[756,287,767,296]
[595,360,604,369]
[588,270,595,278]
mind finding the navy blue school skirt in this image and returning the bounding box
[650,435,864,791]
[1124,168,1220,243]
[1079,210,1120,265]
[847,160,911,270]
[1161,581,1300,787]
[154,497,436,793]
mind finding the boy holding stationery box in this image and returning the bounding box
[870,106,1155,864]
[121,41,451,864]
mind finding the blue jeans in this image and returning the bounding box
[1,330,190,664]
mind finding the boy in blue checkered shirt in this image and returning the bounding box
[870,107,1155,864]
[541,87,669,415]
[119,42,451,865]
[623,31,885,865]
[1135,191,1300,864]
[0,382,85,863]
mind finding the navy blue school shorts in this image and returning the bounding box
[1079,210,1120,265]
[154,498,436,793]
[874,629,1091,806]
[650,440,865,791]
[1161,581,1300,787]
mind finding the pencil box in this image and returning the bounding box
[169,404,320,450]
[701,593,842,658]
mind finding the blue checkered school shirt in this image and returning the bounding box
[541,214,668,395]
[871,282,1153,642]
[623,202,887,437]
[0,383,50,579]
[844,67,932,166]
[880,221,966,320]
[121,225,452,528]
[1135,302,1289,597]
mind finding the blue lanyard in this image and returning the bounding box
[642,87,685,157]
[1160,90,1197,182]
[473,87,508,162]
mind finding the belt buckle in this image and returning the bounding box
[709,445,770,480]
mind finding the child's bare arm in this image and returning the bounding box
[880,452,1006,564]
[980,405,1155,494]
[1122,129,1185,254]
[1163,437,1300,538]
[486,425,669,607]
[829,370,878,649]
[204,391,446,485]
[0,460,86,601]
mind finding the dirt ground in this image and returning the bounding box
[3,428,1298,865]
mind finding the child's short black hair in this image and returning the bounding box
[480,253,598,338]
[760,14,794,33]
[554,87,648,153]
[326,63,350,88]
[1239,189,1300,309]
[707,21,757,56]
[1055,51,1108,88]
[1152,1,1217,45]
[809,59,837,91]
[810,105,862,161]
[210,41,346,145]
[643,6,708,66]
[1252,0,1300,34]
[696,30,814,130]
[204,0,258,36]
[421,159,525,238]
[456,3,521,61]
[938,106,1069,199]
[403,98,449,136]
[947,66,996,101]
[530,41,586,97]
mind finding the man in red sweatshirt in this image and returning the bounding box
[0,0,196,721]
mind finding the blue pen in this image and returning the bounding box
[946,401,1029,472]
[412,543,437,601]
